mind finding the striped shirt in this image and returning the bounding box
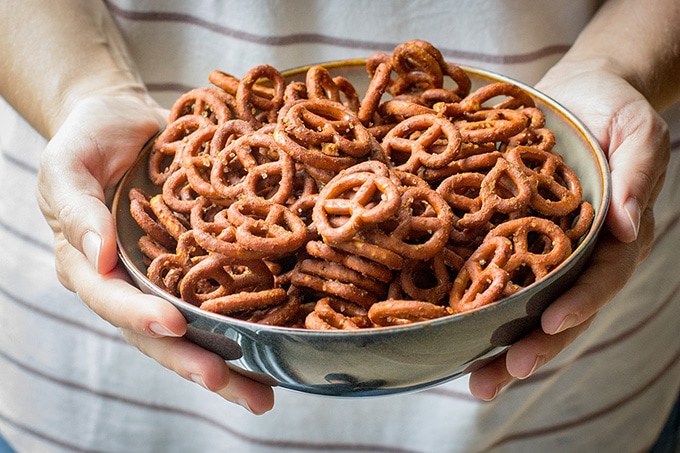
[1,1,679,451]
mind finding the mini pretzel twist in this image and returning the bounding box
[235,64,286,128]
[227,196,308,256]
[366,185,453,260]
[487,216,572,291]
[456,157,536,230]
[449,236,513,312]
[274,99,374,171]
[381,113,462,174]
[168,86,236,124]
[368,300,450,326]
[305,297,370,330]
[506,145,583,216]
[313,163,401,244]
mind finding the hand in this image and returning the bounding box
[468,63,670,400]
[36,94,275,414]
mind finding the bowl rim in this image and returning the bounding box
[112,59,611,337]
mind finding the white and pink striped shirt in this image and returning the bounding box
[1,1,679,451]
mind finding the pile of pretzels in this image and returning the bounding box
[129,40,594,329]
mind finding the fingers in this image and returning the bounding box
[604,99,669,243]
[469,317,594,400]
[59,238,275,414]
[37,95,164,274]
[470,206,655,400]
[121,329,275,414]
[54,234,188,338]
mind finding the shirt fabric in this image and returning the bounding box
[1,1,679,452]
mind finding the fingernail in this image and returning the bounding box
[149,321,181,337]
[624,197,641,240]
[519,355,545,379]
[483,379,510,401]
[235,397,254,414]
[190,373,210,390]
[554,313,578,334]
[82,231,101,272]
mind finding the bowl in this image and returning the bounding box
[112,60,611,397]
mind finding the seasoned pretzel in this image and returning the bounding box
[274,99,373,170]
[487,216,572,290]
[368,300,450,326]
[398,254,451,304]
[456,158,536,230]
[227,197,308,256]
[146,230,206,297]
[148,115,216,185]
[305,297,370,330]
[313,164,401,244]
[161,168,200,214]
[332,237,404,270]
[459,82,535,112]
[235,64,286,128]
[454,108,529,144]
[190,197,268,260]
[129,188,176,250]
[297,258,387,296]
[358,61,392,126]
[291,267,379,308]
[449,236,513,312]
[366,186,453,260]
[506,145,583,216]
[169,86,236,124]
[305,240,394,283]
[306,65,360,112]
[381,113,462,173]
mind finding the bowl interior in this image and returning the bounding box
[112,60,610,396]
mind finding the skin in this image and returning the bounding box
[1,0,678,412]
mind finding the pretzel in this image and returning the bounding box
[380,113,462,174]
[161,168,200,214]
[129,188,176,250]
[487,216,572,291]
[305,240,394,283]
[505,145,582,216]
[459,82,535,113]
[390,39,471,98]
[454,108,529,144]
[168,86,235,124]
[368,300,450,326]
[305,297,370,330]
[455,157,536,230]
[313,163,401,244]
[148,114,216,185]
[235,64,286,128]
[366,185,453,260]
[449,236,513,312]
[146,230,206,296]
[398,254,451,304]
[274,99,373,171]
[290,266,379,308]
[227,196,308,256]
[234,132,296,205]
[190,197,269,260]
[306,65,361,112]
[358,61,392,126]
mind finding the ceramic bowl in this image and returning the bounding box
[112,60,611,397]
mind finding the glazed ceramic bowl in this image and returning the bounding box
[113,60,611,397]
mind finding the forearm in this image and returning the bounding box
[0,0,149,138]
[557,0,680,112]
